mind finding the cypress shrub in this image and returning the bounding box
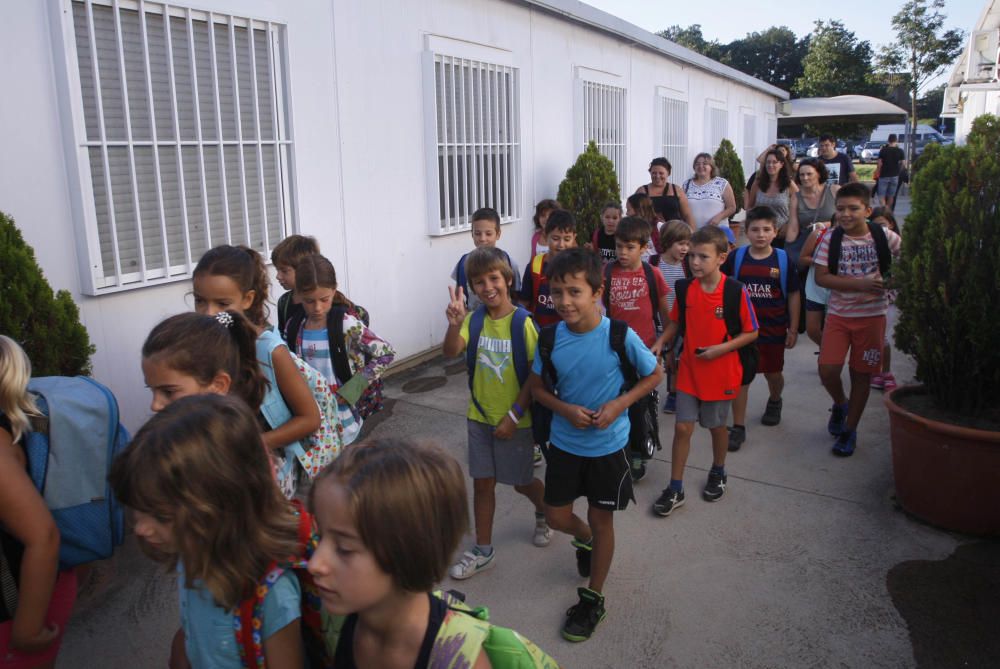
[893,114,1000,421]
[557,141,621,246]
[713,139,745,216]
[0,210,95,376]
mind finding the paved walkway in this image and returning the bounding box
[58,194,976,668]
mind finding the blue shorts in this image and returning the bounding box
[876,177,899,198]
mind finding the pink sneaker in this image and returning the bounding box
[870,373,885,390]
[882,373,898,391]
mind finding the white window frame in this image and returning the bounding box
[654,87,688,179]
[574,67,627,193]
[741,110,757,178]
[50,0,296,294]
[421,37,521,237]
[705,101,728,154]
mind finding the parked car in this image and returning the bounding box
[806,140,850,158]
[860,141,887,164]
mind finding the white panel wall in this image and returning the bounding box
[1,0,781,429]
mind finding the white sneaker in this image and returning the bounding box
[533,519,552,547]
[533,444,544,467]
[449,547,495,580]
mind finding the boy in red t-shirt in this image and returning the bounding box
[653,226,758,517]
[519,210,578,327]
[603,217,671,481]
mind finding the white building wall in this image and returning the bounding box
[1,0,781,430]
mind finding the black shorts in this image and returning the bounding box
[543,444,634,511]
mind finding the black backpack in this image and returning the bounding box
[826,222,891,277]
[674,278,759,386]
[535,320,660,460]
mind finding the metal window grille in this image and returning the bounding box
[70,0,293,292]
[742,113,757,177]
[581,80,627,188]
[658,97,688,176]
[432,55,520,234]
[708,107,728,153]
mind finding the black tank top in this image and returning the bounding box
[643,184,682,221]
[333,592,448,669]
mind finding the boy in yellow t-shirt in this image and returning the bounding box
[443,247,550,580]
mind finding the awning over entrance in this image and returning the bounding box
[777,95,908,126]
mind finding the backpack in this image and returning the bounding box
[465,306,534,423]
[536,320,660,460]
[529,253,548,312]
[428,590,560,669]
[674,278,759,385]
[282,352,344,485]
[236,500,336,669]
[730,246,790,298]
[602,261,662,330]
[826,221,891,277]
[24,376,128,567]
[455,250,515,308]
[286,303,385,420]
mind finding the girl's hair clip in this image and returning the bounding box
[215,311,234,328]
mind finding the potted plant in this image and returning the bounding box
[557,141,621,247]
[887,114,1000,536]
[713,139,745,238]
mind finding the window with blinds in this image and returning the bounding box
[429,54,521,235]
[69,0,293,292]
[742,113,757,177]
[580,80,627,188]
[707,106,728,153]
[657,96,688,176]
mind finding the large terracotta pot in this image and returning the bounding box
[885,385,1000,536]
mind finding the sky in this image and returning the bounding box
[581,0,983,88]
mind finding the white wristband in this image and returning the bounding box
[506,410,519,424]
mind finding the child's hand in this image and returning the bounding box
[858,276,884,293]
[695,345,723,361]
[650,341,664,356]
[494,414,516,440]
[592,398,625,429]
[563,404,596,429]
[785,330,798,349]
[445,286,468,326]
[11,622,59,653]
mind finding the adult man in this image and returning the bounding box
[818,135,858,186]
[875,134,906,210]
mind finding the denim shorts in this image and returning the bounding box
[876,177,899,198]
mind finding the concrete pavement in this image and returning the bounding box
[57,194,977,668]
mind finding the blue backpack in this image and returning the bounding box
[465,306,534,423]
[25,377,128,567]
[731,246,789,298]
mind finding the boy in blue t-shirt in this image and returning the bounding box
[722,206,800,450]
[527,248,662,642]
[451,207,521,312]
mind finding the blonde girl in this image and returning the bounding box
[0,336,74,669]
[109,394,305,669]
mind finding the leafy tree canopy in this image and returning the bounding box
[794,20,880,98]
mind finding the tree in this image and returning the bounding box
[713,139,745,217]
[916,84,947,124]
[722,27,809,92]
[794,20,879,99]
[557,142,621,247]
[877,0,965,164]
[656,25,724,60]
[0,210,94,376]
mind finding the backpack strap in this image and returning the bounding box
[641,261,661,329]
[827,226,845,275]
[609,319,638,390]
[285,312,305,356]
[510,307,533,387]
[465,307,490,422]
[775,247,789,298]
[601,263,613,312]
[455,253,470,307]
[537,324,559,390]
[732,245,749,280]
[327,305,353,386]
[722,278,745,341]
[868,220,892,276]
[674,278,691,338]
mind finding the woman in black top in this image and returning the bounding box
[636,157,695,231]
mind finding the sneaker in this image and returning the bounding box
[562,587,607,642]
[703,470,727,501]
[870,373,885,390]
[571,537,593,578]
[448,547,495,580]
[630,458,647,482]
[828,403,848,436]
[533,444,543,467]
[532,518,552,547]
[652,487,686,517]
[882,373,898,392]
[761,398,782,426]
[662,392,677,414]
[727,425,746,452]
[832,429,857,457]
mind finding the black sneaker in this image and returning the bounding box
[703,471,727,501]
[571,537,593,578]
[652,487,685,517]
[630,458,647,482]
[761,398,782,426]
[562,587,606,642]
[727,425,746,452]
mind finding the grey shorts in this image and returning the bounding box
[467,419,535,486]
[876,177,899,198]
[676,391,731,429]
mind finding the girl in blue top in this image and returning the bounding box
[109,394,305,669]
